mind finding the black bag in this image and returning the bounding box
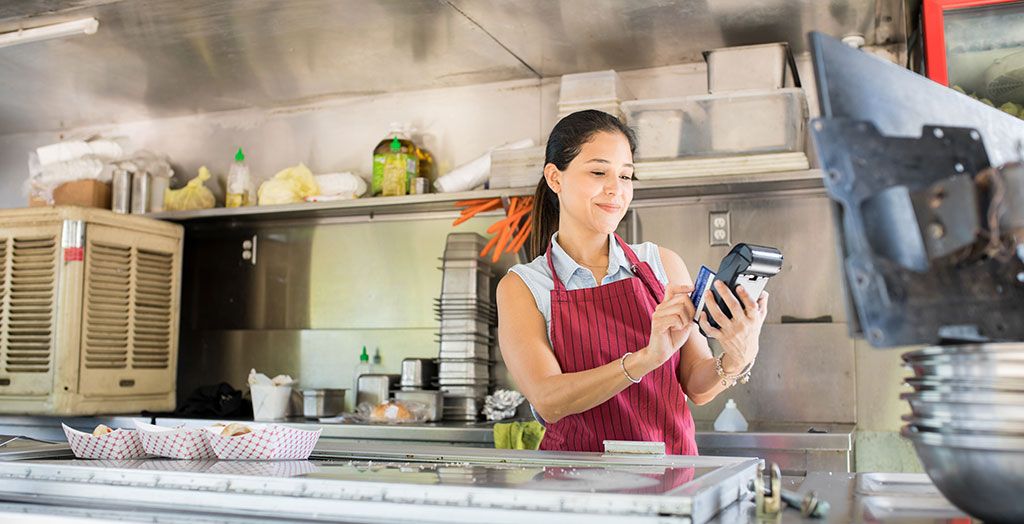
[175,383,252,419]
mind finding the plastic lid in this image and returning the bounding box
[235,147,245,162]
[360,346,369,362]
[725,399,737,408]
[390,137,401,151]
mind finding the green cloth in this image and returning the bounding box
[493,421,545,450]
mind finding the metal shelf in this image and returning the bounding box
[146,169,823,224]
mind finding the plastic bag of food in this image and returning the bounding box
[352,400,430,424]
[257,163,320,205]
[164,166,216,211]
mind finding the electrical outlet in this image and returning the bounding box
[709,211,730,247]
[241,234,257,265]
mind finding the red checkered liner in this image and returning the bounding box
[135,421,217,460]
[62,424,149,460]
[206,424,321,460]
[207,460,319,477]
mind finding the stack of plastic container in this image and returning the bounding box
[489,146,545,189]
[435,233,496,421]
[557,70,633,120]
[620,42,809,166]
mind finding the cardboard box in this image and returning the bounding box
[52,179,112,209]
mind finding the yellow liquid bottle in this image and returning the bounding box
[382,138,409,197]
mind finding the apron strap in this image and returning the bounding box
[613,233,664,302]
[548,232,664,300]
[545,241,567,292]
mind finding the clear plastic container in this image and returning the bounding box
[713,398,749,432]
[558,70,633,105]
[621,89,808,160]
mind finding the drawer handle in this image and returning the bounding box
[0,378,9,386]
[119,379,135,388]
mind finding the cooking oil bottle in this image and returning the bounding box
[408,126,437,192]
[381,137,417,196]
[225,147,253,207]
[372,123,418,196]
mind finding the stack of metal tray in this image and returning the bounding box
[435,233,496,421]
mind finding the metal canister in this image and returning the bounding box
[149,175,169,213]
[111,169,131,214]
[130,171,151,214]
[412,177,428,195]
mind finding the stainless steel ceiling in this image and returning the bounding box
[0,0,905,134]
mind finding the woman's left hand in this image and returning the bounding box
[697,281,769,373]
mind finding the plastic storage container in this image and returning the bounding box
[558,70,633,105]
[621,88,807,160]
[557,70,633,120]
[704,42,798,93]
[490,146,544,189]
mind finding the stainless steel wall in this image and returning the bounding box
[177,190,858,424]
[632,190,856,424]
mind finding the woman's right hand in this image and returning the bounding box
[645,284,696,365]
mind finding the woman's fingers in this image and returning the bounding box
[661,283,691,303]
[698,311,723,339]
[715,281,745,319]
[735,285,758,319]
[757,291,770,320]
[704,289,733,330]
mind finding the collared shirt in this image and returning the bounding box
[508,232,669,344]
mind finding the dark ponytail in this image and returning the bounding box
[526,110,637,260]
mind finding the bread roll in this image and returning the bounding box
[371,401,413,422]
[92,424,113,437]
[220,422,252,437]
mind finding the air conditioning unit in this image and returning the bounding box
[0,207,183,415]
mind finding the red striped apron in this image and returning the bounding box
[539,233,698,455]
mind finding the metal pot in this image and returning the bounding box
[301,389,346,418]
[400,358,437,390]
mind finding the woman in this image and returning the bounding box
[496,110,769,454]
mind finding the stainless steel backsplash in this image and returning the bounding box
[178,190,856,423]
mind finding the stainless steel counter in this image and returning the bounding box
[0,416,854,474]
[0,433,965,524]
[0,438,760,524]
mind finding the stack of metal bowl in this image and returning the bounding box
[435,233,497,421]
[901,343,1024,523]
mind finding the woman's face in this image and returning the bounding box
[548,131,635,235]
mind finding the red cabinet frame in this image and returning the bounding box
[923,0,1024,85]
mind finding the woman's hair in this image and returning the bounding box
[525,110,637,260]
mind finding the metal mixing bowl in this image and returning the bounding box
[905,376,1024,393]
[903,425,1024,523]
[904,414,1024,436]
[902,391,1024,420]
[903,344,1024,382]
[902,343,1024,361]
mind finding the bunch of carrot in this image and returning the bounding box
[452,196,534,262]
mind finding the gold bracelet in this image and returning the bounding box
[620,352,642,384]
[715,354,754,387]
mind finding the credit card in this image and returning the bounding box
[690,265,716,321]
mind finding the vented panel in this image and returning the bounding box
[132,249,172,369]
[84,243,130,369]
[5,237,56,373]
[83,242,172,370]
